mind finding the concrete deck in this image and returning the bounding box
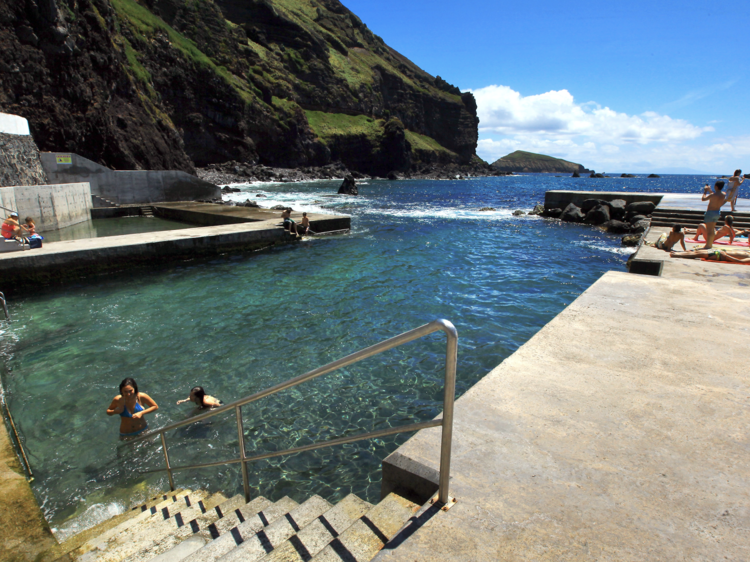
[377,269,750,561]
[0,209,349,292]
[657,193,750,212]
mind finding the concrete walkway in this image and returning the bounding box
[377,270,750,561]
[657,193,750,212]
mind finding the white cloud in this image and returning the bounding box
[470,85,711,144]
[466,84,746,172]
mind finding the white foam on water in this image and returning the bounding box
[51,501,125,542]
[369,206,529,221]
[573,240,637,256]
[222,185,358,216]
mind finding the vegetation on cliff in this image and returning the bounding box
[491,151,591,174]
[0,0,480,175]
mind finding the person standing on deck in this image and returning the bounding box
[724,170,744,212]
[700,181,726,249]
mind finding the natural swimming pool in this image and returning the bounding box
[41,217,194,243]
[0,174,716,537]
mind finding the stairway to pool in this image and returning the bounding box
[41,488,420,562]
[651,208,750,229]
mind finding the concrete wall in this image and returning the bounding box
[0,113,31,135]
[0,183,92,233]
[545,190,664,210]
[39,153,220,205]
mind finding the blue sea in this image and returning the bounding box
[0,173,720,537]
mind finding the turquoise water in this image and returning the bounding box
[42,217,193,243]
[0,174,716,534]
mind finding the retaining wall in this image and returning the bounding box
[545,190,664,210]
[39,153,220,205]
[0,183,92,233]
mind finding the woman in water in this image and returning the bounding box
[107,378,159,437]
[176,386,222,409]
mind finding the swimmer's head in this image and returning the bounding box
[715,181,725,191]
[672,224,682,232]
[735,169,742,177]
[119,377,138,397]
[190,386,206,406]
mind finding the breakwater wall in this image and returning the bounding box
[545,190,663,210]
[0,183,92,232]
[40,153,220,205]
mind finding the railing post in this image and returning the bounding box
[161,433,175,491]
[236,406,251,502]
[438,322,458,504]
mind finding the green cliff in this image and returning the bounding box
[0,0,480,175]
[491,151,591,174]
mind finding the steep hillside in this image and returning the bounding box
[491,151,591,174]
[0,0,480,175]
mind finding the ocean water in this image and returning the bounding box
[0,174,718,537]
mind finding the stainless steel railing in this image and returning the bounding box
[132,319,458,504]
[0,292,9,322]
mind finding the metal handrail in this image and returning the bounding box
[132,319,458,504]
[0,292,9,322]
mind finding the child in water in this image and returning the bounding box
[176,386,222,409]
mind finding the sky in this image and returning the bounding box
[342,0,750,173]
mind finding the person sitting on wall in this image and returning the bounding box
[684,215,736,245]
[281,208,297,234]
[2,212,27,242]
[670,248,750,263]
[297,212,311,235]
[24,217,36,236]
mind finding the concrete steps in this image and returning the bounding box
[652,209,750,229]
[49,490,419,562]
[140,206,155,218]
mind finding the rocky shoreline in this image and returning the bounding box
[197,160,511,186]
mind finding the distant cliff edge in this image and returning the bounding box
[0,0,482,177]
[491,151,591,174]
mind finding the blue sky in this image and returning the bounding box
[342,0,749,173]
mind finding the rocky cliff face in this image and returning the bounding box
[0,0,479,175]
[491,151,591,174]
[0,133,49,187]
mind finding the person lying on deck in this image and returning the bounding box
[669,248,750,263]
[683,215,736,245]
[647,225,686,251]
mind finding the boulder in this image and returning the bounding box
[628,214,646,225]
[560,203,585,222]
[648,174,661,178]
[256,194,267,198]
[632,219,650,234]
[608,199,627,220]
[585,204,610,225]
[581,198,609,213]
[338,174,358,195]
[478,207,496,212]
[620,173,636,178]
[601,220,632,234]
[243,200,259,208]
[542,208,563,218]
[271,205,287,210]
[572,171,581,178]
[625,201,656,215]
[386,171,399,180]
[590,172,605,178]
[622,234,641,246]
[528,204,545,215]
[513,210,524,216]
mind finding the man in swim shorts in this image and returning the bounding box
[649,225,686,251]
[700,181,726,249]
[669,248,750,263]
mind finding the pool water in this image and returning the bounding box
[0,174,719,537]
[41,217,194,243]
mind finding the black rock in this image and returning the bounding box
[386,171,399,180]
[608,199,627,220]
[629,214,646,225]
[529,204,545,215]
[243,200,259,208]
[542,208,563,218]
[620,173,636,178]
[478,207,496,211]
[590,172,605,178]
[632,219,650,234]
[622,234,641,246]
[581,198,609,212]
[625,201,656,215]
[572,171,581,178]
[513,210,524,216]
[648,174,661,178]
[585,204,610,225]
[601,220,633,234]
[256,194,267,198]
[561,203,585,222]
[271,205,287,210]
[338,174,358,195]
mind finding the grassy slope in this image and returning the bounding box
[497,150,578,165]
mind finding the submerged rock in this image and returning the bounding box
[338,174,358,195]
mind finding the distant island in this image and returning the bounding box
[491,151,592,174]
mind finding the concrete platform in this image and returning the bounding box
[377,270,750,561]
[0,210,349,292]
[657,193,750,212]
